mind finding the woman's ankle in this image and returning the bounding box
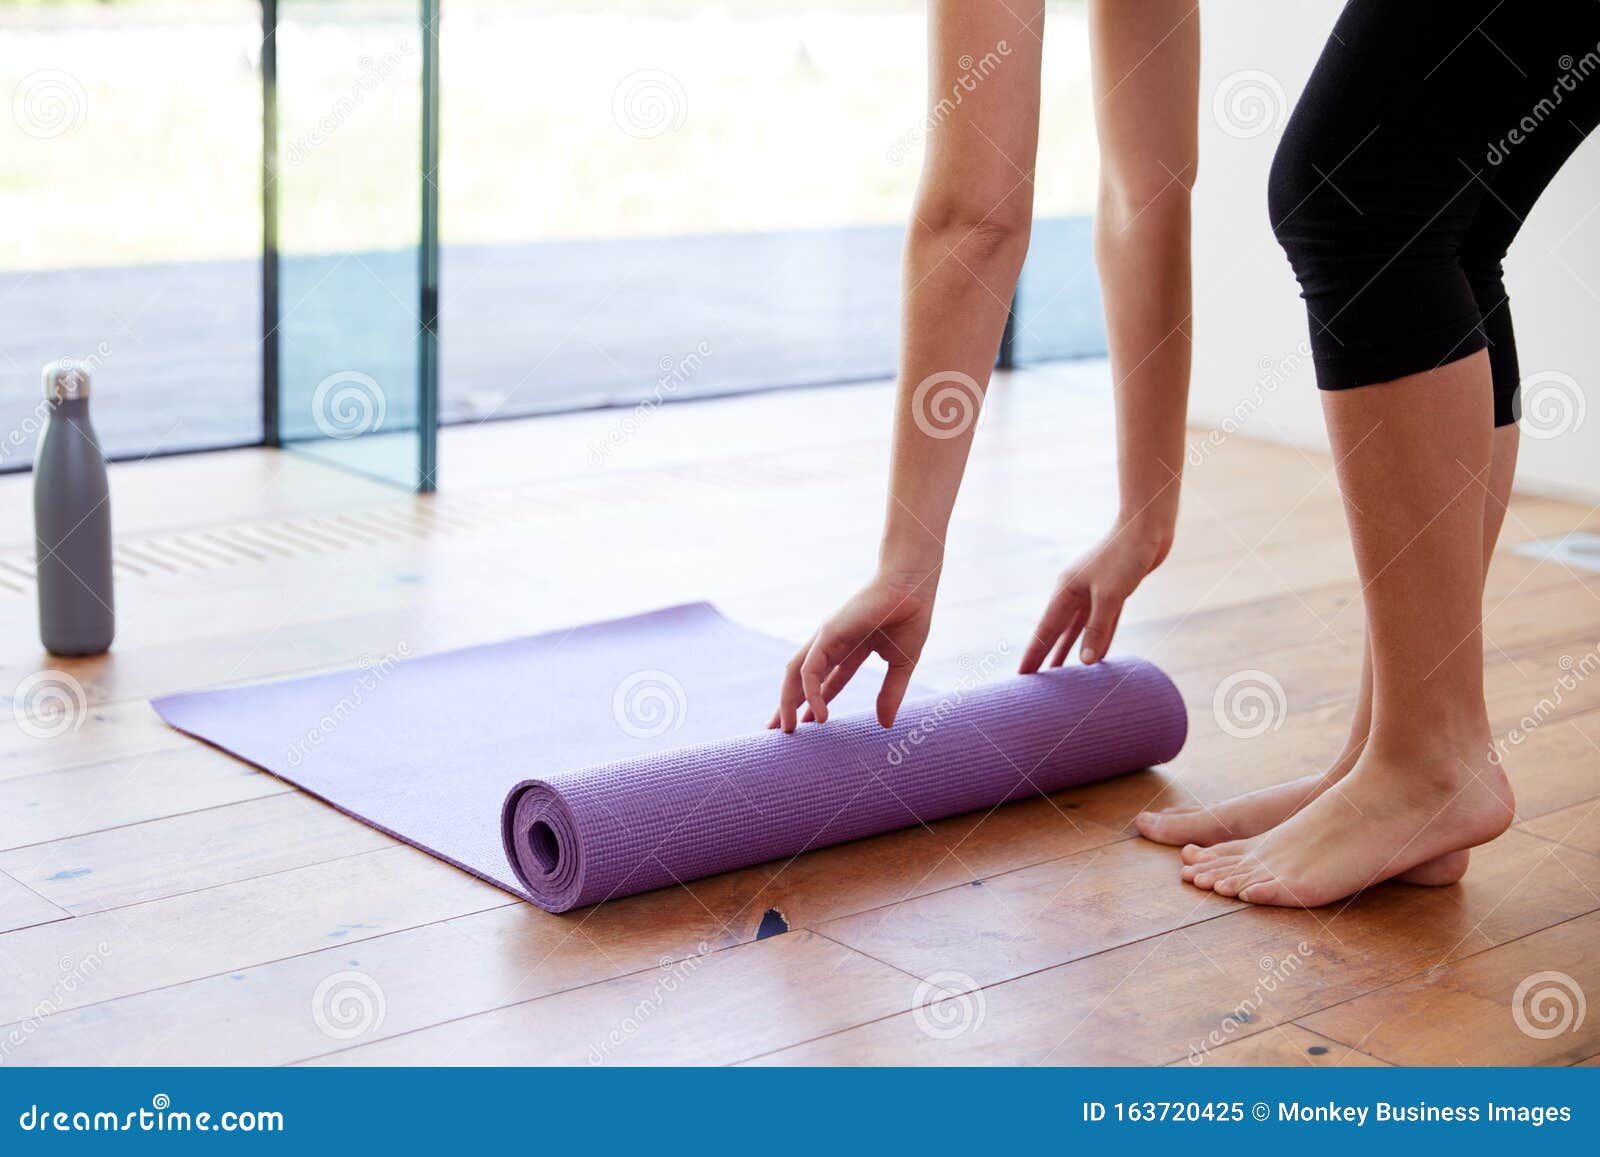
[1328,732,1367,778]
[1363,714,1494,774]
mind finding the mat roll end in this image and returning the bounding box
[501,782,586,912]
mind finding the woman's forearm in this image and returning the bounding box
[878,0,1046,580]
[1096,186,1192,546]
[1089,0,1201,553]
[879,211,1032,577]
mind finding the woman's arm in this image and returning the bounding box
[1020,0,1200,671]
[772,1,1046,731]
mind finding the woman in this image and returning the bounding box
[772,1,1598,908]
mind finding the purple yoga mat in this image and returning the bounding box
[152,603,1186,912]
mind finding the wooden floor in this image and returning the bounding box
[2,362,1598,1067]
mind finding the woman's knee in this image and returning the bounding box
[1264,118,1488,391]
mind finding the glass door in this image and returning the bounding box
[265,0,439,491]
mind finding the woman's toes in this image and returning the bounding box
[1181,838,1241,864]
[1237,879,1291,907]
[1192,848,1255,889]
[1197,838,1251,862]
[1211,867,1256,898]
[1217,865,1271,899]
[1134,811,1172,840]
[1135,808,1202,844]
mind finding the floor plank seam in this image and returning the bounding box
[806,929,927,983]
[1,837,407,921]
[0,863,73,931]
[1509,820,1600,861]
[781,829,1140,934]
[0,740,193,786]
[0,782,297,856]
[1512,793,1600,826]
[0,910,74,937]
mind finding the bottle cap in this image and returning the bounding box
[42,359,91,402]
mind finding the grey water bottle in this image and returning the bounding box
[34,360,114,656]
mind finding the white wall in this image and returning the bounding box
[1190,0,1600,501]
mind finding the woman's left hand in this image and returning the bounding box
[1018,521,1174,672]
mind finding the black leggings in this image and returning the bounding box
[1270,1,1600,426]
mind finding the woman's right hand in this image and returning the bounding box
[769,569,939,733]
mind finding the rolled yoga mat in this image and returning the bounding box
[152,602,1187,913]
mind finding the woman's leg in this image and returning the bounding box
[1177,0,1599,904]
[1137,424,1518,855]
[1187,354,1515,906]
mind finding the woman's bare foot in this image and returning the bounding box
[1134,752,1360,848]
[1139,749,1470,886]
[1179,739,1514,907]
